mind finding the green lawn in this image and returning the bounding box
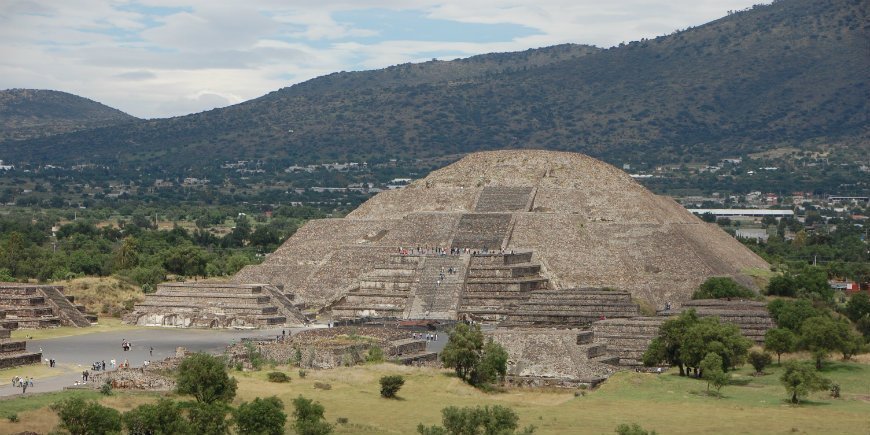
[0,360,867,434]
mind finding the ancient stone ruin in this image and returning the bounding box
[227,150,774,384]
[126,283,305,328]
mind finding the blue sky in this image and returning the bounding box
[0,0,767,118]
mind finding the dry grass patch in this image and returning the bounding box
[57,276,145,317]
[12,317,145,340]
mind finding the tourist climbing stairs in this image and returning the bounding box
[405,255,470,320]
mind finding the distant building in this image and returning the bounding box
[688,209,794,217]
[735,228,769,242]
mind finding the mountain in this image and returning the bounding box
[1,0,866,169]
[0,89,138,142]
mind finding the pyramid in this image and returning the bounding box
[235,150,768,323]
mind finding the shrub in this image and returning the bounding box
[380,375,405,398]
[267,371,291,383]
[123,399,189,435]
[336,417,349,424]
[314,382,332,390]
[292,395,333,435]
[233,396,286,435]
[298,369,307,378]
[52,397,122,435]
[748,351,772,374]
[692,277,755,300]
[366,346,385,363]
[7,413,18,423]
[417,405,534,435]
[615,423,658,435]
[100,381,113,395]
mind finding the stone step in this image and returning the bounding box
[474,186,533,212]
[0,351,42,369]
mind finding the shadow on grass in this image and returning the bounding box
[779,398,832,407]
[819,362,863,373]
[728,378,753,386]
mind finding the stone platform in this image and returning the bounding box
[125,283,305,328]
[0,310,42,369]
[0,284,96,328]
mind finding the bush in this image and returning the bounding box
[100,381,113,395]
[123,399,190,435]
[380,375,405,398]
[314,382,332,390]
[267,371,291,383]
[298,369,307,378]
[7,413,18,423]
[417,405,534,435]
[336,417,349,424]
[176,353,237,404]
[748,351,772,374]
[615,423,658,435]
[692,277,755,300]
[233,396,286,435]
[366,346,385,363]
[292,395,333,435]
[52,397,122,435]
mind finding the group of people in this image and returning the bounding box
[121,339,133,351]
[412,332,438,341]
[11,376,33,393]
[91,360,107,371]
[398,246,467,256]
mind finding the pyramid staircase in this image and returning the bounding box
[405,255,469,320]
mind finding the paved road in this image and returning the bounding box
[0,325,307,397]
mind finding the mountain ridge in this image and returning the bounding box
[1,0,866,168]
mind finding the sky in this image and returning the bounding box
[1,0,767,119]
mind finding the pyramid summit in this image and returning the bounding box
[233,150,768,320]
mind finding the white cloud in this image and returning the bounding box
[0,0,768,118]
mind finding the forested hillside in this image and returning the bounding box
[1,0,866,169]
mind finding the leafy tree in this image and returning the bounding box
[233,396,286,435]
[379,375,405,398]
[417,405,535,435]
[123,399,190,435]
[800,316,840,369]
[679,316,750,375]
[834,318,864,360]
[176,353,237,404]
[845,292,870,323]
[163,245,209,277]
[747,350,772,374]
[292,395,333,435]
[692,277,755,300]
[615,423,657,435]
[114,236,139,270]
[643,309,700,376]
[768,299,823,332]
[766,274,796,297]
[51,397,122,435]
[780,361,831,404]
[187,402,231,435]
[700,353,729,394]
[471,339,509,386]
[441,323,484,381]
[764,327,797,363]
[793,267,833,301]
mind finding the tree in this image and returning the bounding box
[748,350,772,374]
[615,423,657,435]
[764,328,797,363]
[441,323,484,381]
[52,397,122,435]
[163,245,209,277]
[642,310,700,376]
[379,375,405,398]
[233,396,286,435]
[114,236,139,270]
[700,353,729,393]
[176,353,237,404]
[679,317,750,375]
[123,399,190,435]
[768,299,822,332]
[471,339,509,386]
[292,395,333,435]
[780,361,831,404]
[800,316,840,369]
[187,402,230,435]
[417,405,535,435]
[845,292,870,323]
[834,318,864,360]
[692,277,756,300]
[766,274,796,297]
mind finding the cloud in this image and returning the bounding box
[0,0,769,118]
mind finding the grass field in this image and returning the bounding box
[0,358,866,434]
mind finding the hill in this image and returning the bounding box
[0,0,866,169]
[0,89,138,142]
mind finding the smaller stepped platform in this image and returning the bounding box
[0,310,42,369]
[592,317,665,366]
[671,299,775,344]
[126,283,305,328]
[459,252,548,323]
[488,328,617,387]
[503,288,640,328]
[0,284,65,328]
[474,186,534,212]
[333,255,423,319]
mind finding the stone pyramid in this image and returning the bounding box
[235,150,768,321]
